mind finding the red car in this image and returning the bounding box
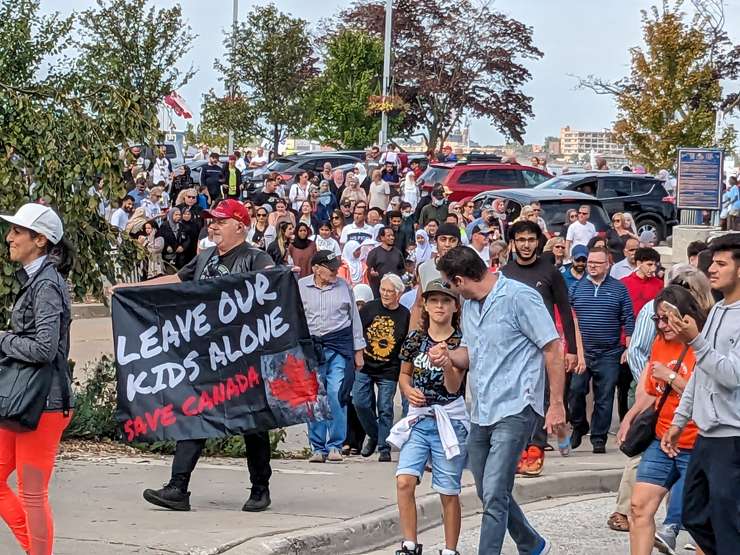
[417,160,552,202]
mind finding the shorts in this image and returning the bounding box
[636,438,692,489]
[396,416,468,495]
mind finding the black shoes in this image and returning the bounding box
[396,543,423,554]
[361,437,378,457]
[242,486,271,512]
[378,451,392,463]
[592,443,606,454]
[143,484,191,511]
[571,429,584,450]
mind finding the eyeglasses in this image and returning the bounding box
[331,215,342,220]
[587,260,607,265]
[612,218,621,223]
[569,214,578,219]
[256,213,267,217]
[186,195,196,199]
[578,212,589,216]
[651,315,670,324]
[554,245,565,250]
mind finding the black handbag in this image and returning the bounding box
[619,346,689,457]
[0,355,53,432]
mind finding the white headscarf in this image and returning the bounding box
[414,230,433,264]
[342,240,364,284]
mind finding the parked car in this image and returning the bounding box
[535,171,678,241]
[242,152,365,191]
[472,189,611,238]
[180,157,230,187]
[417,158,552,202]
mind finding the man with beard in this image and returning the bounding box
[387,210,410,255]
[501,220,577,476]
[114,200,275,513]
[366,227,405,298]
[561,244,588,290]
[110,195,135,231]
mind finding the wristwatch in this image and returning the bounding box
[668,372,677,385]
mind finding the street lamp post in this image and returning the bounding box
[379,0,392,146]
[227,0,238,155]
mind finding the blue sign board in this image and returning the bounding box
[676,148,723,210]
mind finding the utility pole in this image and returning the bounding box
[227,0,238,155]
[379,0,392,146]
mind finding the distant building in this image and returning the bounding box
[559,125,628,166]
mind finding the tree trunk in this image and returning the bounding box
[272,123,280,159]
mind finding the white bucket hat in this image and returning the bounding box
[0,203,64,244]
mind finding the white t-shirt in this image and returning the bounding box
[235,158,247,172]
[473,244,490,265]
[380,151,399,167]
[314,235,341,257]
[368,180,390,210]
[252,153,269,167]
[340,223,375,245]
[110,208,130,231]
[566,220,596,253]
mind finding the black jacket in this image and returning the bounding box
[0,260,73,411]
[200,163,225,201]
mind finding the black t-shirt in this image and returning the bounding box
[177,242,272,281]
[251,190,280,211]
[399,329,464,406]
[360,300,410,380]
[500,257,577,354]
[366,245,406,296]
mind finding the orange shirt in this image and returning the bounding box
[644,336,698,449]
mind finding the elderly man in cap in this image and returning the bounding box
[298,250,366,463]
[115,199,275,513]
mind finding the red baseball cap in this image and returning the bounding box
[202,199,250,225]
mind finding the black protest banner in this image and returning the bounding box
[112,268,330,442]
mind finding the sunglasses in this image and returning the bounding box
[651,315,670,324]
[578,212,589,216]
[257,213,267,217]
[332,215,342,220]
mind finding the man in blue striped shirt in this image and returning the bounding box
[568,247,635,453]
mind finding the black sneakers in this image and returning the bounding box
[592,443,606,454]
[361,437,378,458]
[396,542,423,554]
[242,486,271,512]
[378,451,392,463]
[143,484,191,511]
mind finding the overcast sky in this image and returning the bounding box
[42,0,740,146]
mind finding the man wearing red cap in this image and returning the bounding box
[223,155,243,200]
[114,199,275,512]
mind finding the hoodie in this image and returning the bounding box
[672,299,740,437]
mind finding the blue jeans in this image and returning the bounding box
[351,372,397,454]
[308,348,347,455]
[468,406,544,555]
[568,351,621,445]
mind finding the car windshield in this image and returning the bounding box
[417,165,450,187]
[534,176,580,190]
[267,158,297,172]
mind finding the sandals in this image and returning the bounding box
[607,512,630,532]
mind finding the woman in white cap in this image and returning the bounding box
[0,202,75,555]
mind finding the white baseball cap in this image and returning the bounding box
[1,203,64,245]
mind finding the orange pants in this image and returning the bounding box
[0,412,70,555]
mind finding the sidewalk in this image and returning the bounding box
[0,440,625,555]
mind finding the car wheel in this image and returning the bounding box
[636,217,662,242]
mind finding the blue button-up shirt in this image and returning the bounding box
[462,273,560,426]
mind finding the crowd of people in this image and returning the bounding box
[0,140,738,555]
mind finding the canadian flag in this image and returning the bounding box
[163,91,193,119]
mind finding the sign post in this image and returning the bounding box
[676,148,724,212]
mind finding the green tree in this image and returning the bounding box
[199,89,255,149]
[580,1,739,172]
[309,30,385,149]
[0,0,194,319]
[218,3,317,152]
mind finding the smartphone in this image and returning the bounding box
[661,301,682,320]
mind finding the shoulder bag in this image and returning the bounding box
[619,345,689,457]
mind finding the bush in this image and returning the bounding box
[64,355,289,457]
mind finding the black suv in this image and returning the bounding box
[243,152,364,191]
[535,171,678,241]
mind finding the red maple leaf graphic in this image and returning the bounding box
[268,354,319,408]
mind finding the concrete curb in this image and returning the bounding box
[72,302,110,319]
[216,468,622,555]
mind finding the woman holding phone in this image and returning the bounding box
[617,286,708,555]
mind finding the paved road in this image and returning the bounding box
[364,493,698,554]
